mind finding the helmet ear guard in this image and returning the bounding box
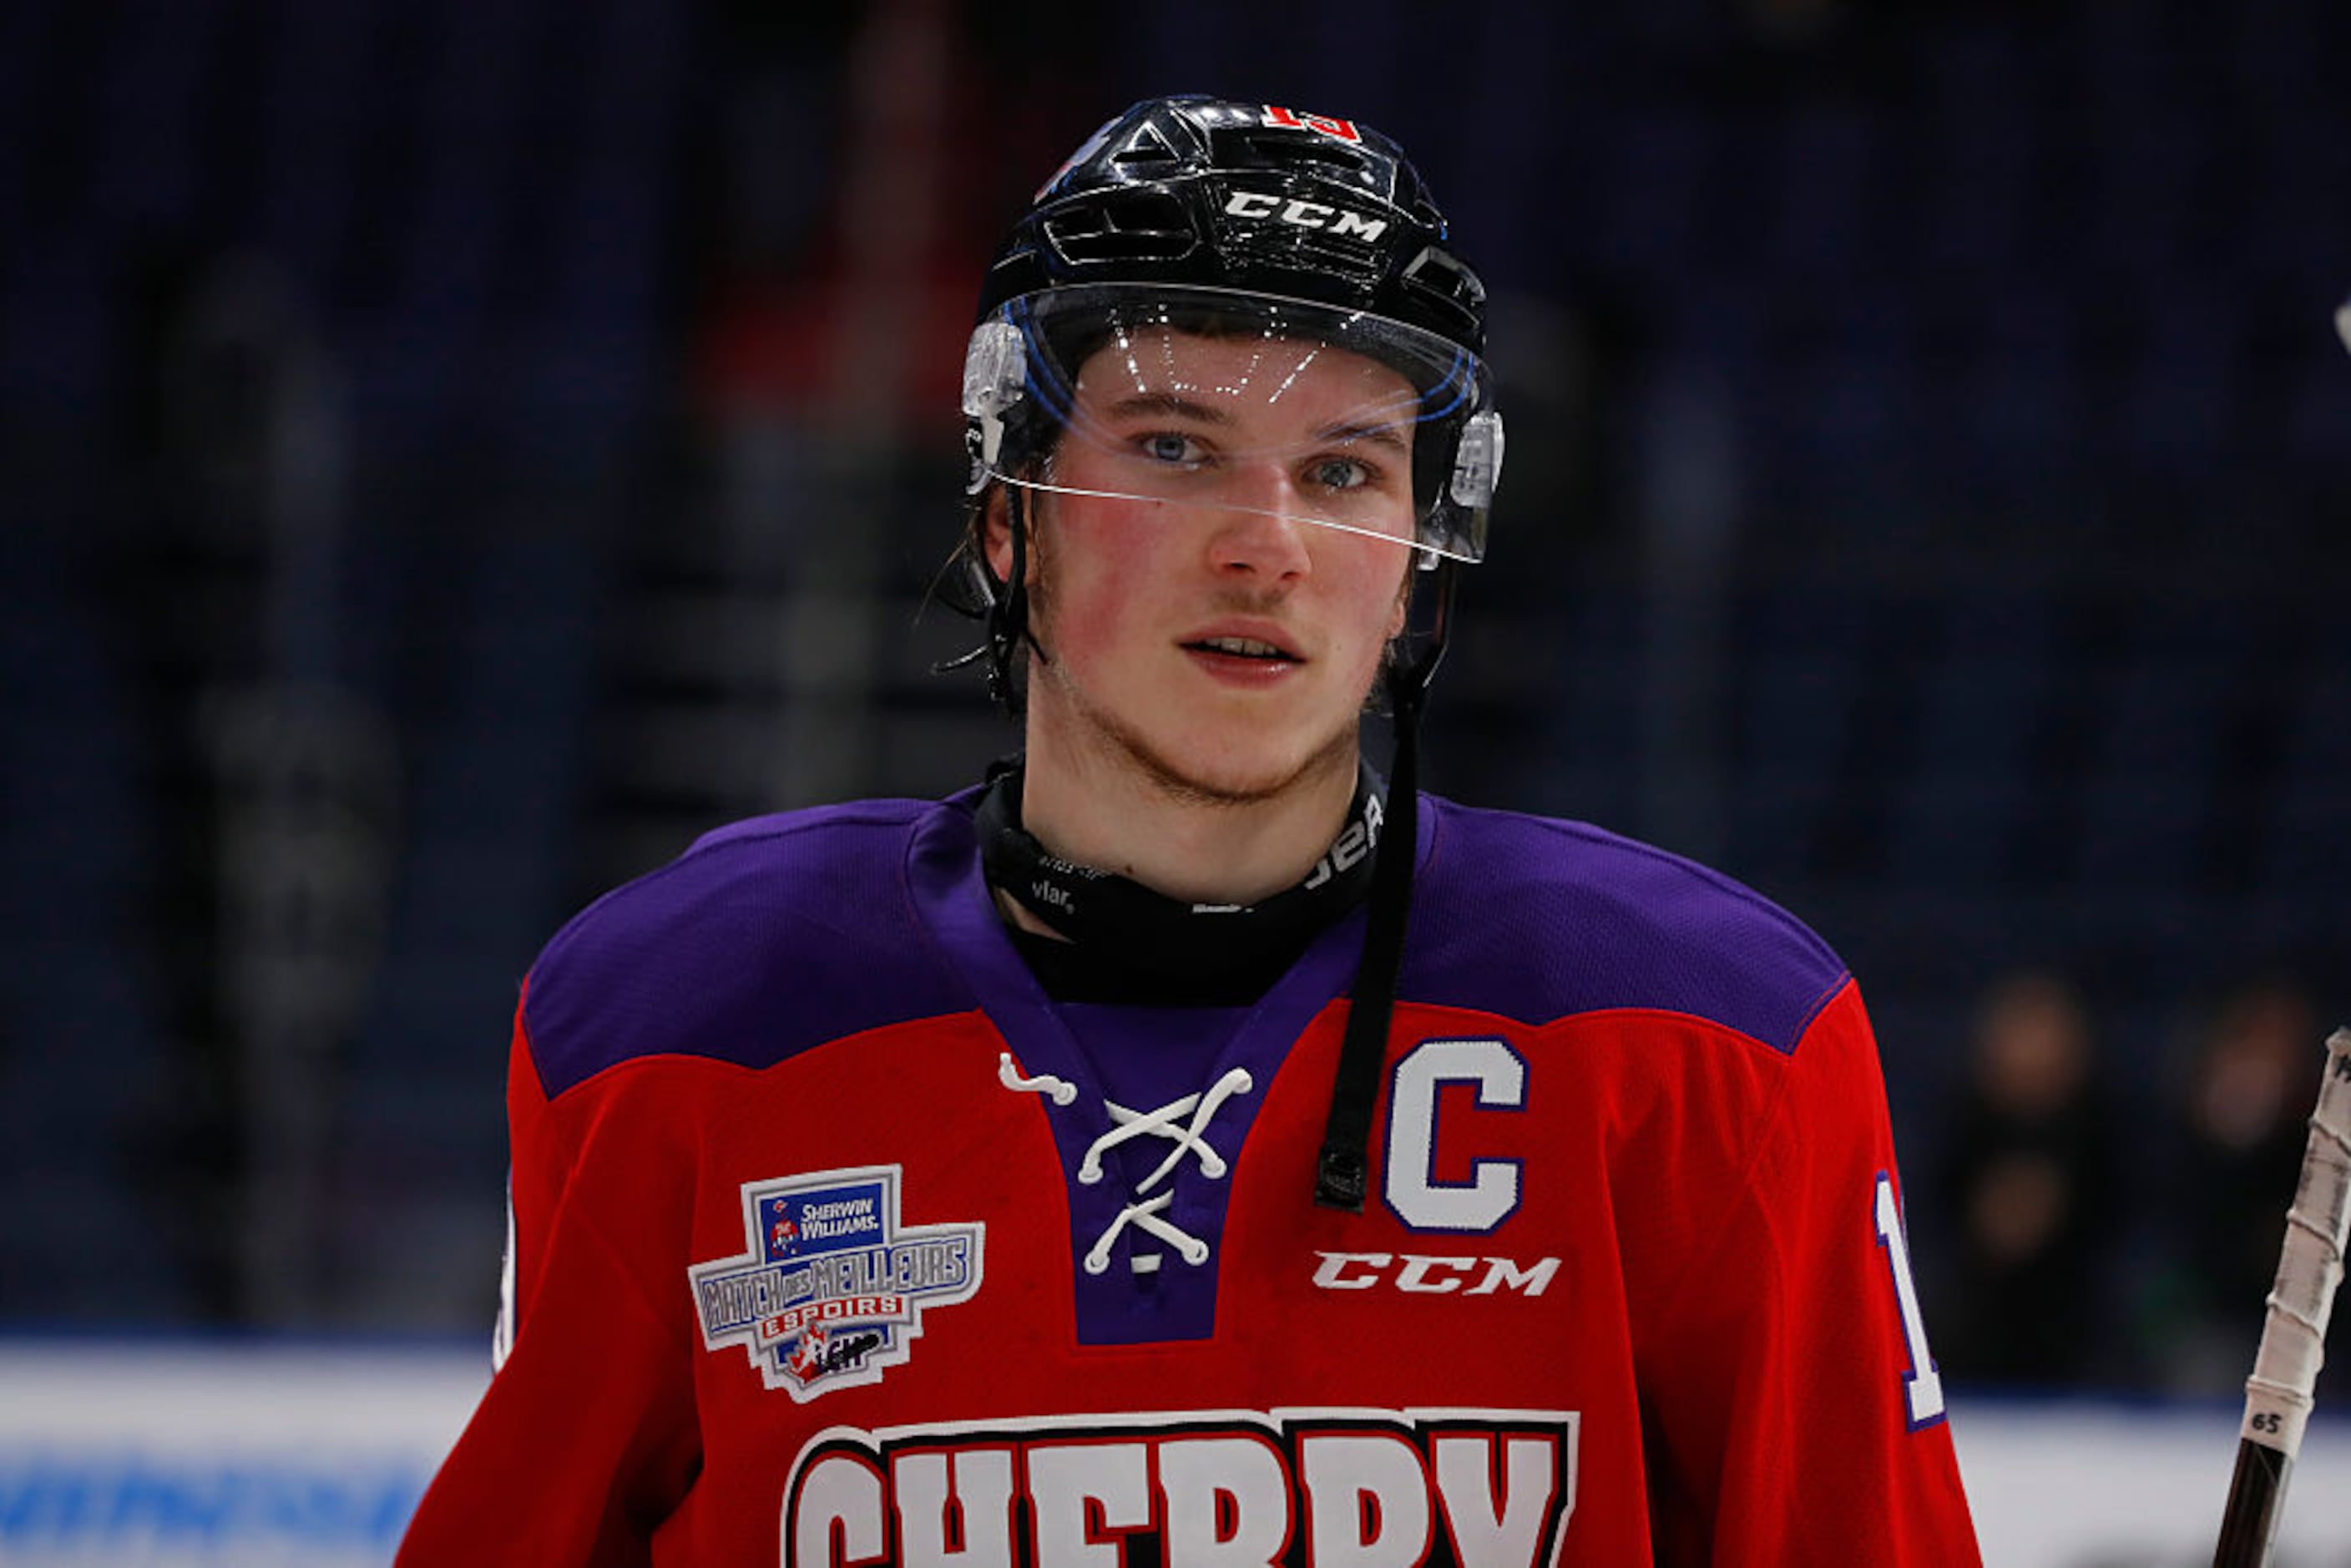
[940,320,1040,707]
[1449,409,1504,511]
[961,318,1029,483]
[1401,407,1503,573]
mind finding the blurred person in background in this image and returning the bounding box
[398,95,1977,1564]
[2148,976,2336,1399]
[1926,969,2118,1387]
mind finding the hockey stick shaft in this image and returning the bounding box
[2211,1027,2351,1568]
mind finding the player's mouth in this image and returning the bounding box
[1183,635,1300,663]
[1179,625,1306,685]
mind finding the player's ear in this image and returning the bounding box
[981,486,1011,581]
[981,483,1033,585]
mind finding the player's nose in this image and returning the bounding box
[1205,465,1312,581]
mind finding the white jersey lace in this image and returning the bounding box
[998,1052,1254,1275]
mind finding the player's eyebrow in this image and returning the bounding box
[1314,418,1411,457]
[1100,394,1413,457]
[1102,392,1236,426]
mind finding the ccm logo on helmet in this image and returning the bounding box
[1222,190,1391,243]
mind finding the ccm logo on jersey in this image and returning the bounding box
[784,1409,1577,1567]
[1312,1251,1560,1295]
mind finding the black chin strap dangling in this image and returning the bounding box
[986,485,1034,711]
[1314,560,1455,1212]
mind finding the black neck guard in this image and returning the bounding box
[975,762,1383,1000]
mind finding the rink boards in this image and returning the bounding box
[0,1341,2345,1567]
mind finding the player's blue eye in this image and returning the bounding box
[1307,457,1372,491]
[1141,432,1204,466]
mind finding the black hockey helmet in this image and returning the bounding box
[978,95,1489,357]
[957,95,1503,621]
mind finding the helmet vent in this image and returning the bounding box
[1400,245,1488,333]
[1108,124,1181,169]
[1209,128,1385,195]
[1044,190,1196,265]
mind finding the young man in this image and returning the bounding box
[400,96,1979,1564]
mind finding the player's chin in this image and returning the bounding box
[1146,714,1363,807]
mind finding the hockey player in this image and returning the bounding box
[399,96,1979,1564]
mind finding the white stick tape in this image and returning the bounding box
[2241,1028,2351,1456]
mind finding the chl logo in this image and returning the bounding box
[690,1165,982,1402]
[784,1408,1578,1567]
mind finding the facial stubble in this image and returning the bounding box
[1022,525,1407,812]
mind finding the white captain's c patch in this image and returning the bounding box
[688,1165,983,1401]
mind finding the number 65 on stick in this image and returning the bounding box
[2210,1028,2351,1568]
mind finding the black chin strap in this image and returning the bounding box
[978,762,1383,985]
[933,483,1042,710]
[988,484,1044,709]
[1315,563,1454,1211]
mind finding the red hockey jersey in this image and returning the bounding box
[399,791,1979,1565]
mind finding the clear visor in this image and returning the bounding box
[964,286,1500,564]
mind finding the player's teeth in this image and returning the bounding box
[1202,638,1281,657]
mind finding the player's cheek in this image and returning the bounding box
[1042,558,1149,676]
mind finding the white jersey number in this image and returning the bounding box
[1873,1172,1946,1428]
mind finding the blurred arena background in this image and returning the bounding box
[0,0,2347,1562]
